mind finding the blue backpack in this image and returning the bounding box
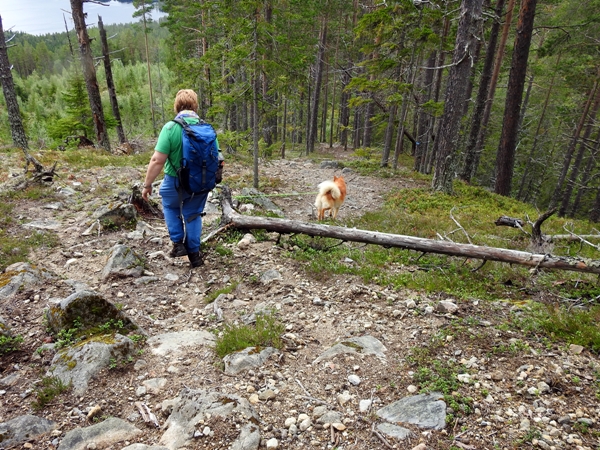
[172,117,219,195]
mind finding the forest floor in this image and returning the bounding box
[0,144,599,450]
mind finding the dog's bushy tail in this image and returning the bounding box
[317,181,341,200]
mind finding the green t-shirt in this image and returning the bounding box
[155,117,220,177]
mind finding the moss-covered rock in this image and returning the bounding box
[45,290,143,336]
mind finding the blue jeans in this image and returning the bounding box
[159,174,208,253]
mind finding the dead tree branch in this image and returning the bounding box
[219,186,600,275]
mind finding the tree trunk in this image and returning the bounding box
[352,106,361,149]
[0,16,29,152]
[0,15,46,173]
[339,67,351,150]
[329,15,341,149]
[589,178,600,223]
[424,16,451,175]
[570,131,600,217]
[460,0,506,182]
[218,186,600,275]
[414,52,436,173]
[281,97,287,158]
[262,2,274,147]
[432,0,484,193]
[252,10,259,189]
[138,0,156,137]
[471,0,516,178]
[549,81,598,209]
[558,87,600,217]
[70,0,111,152]
[98,16,126,146]
[494,0,538,196]
[362,93,374,148]
[516,52,561,200]
[320,52,329,144]
[393,52,421,170]
[381,102,398,167]
[307,19,327,154]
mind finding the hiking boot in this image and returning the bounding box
[188,251,204,268]
[169,242,187,258]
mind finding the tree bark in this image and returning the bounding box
[218,186,600,275]
[494,0,537,196]
[363,89,374,149]
[70,0,111,152]
[432,0,484,193]
[98,16,126,145]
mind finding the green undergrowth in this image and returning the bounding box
[0,334,24,354]
[214,312,284,359]
[406,332,473,423]
[513,303,600,353]
[31,376,70,410]
[205,281,239,304]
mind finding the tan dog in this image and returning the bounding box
[315,175,347,220]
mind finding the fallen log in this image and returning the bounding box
[494,216,524,228]
[219,186,600,275]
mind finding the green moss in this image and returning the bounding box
[340,341,363,352]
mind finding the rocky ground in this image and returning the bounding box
[0,145,599,450]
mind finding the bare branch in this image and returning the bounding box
[450,207,473,245]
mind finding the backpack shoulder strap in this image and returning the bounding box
[173,117,209,134]
[172,117,189,131]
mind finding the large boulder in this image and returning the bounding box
[160,388,260,450]
[49,333,136,396]
[0,262,55,300]
[58,417,142,450]
[101,244,145,280]
[45,290,142,335]
[0,414,58,448]
[223,346,279,376]
[376,392,447,430]
[92,202,138,230]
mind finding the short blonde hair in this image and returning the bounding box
[173,89,199,113]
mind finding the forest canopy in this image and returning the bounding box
[1,0,599,220]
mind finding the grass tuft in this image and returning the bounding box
[214,312,284,359]
[31,376,70,410]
